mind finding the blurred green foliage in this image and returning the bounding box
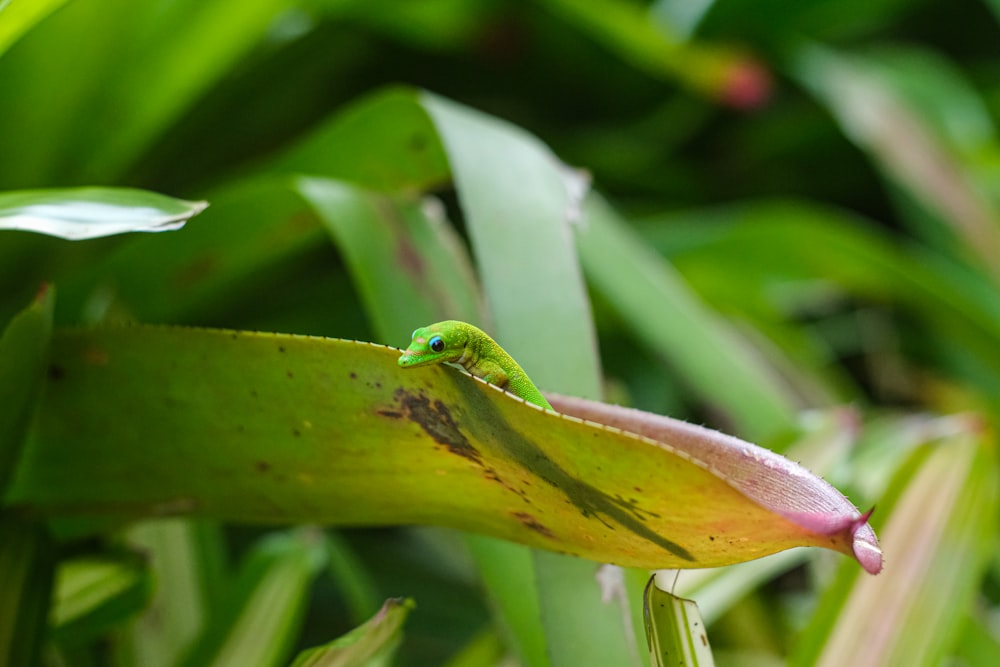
[2,0,1000,665]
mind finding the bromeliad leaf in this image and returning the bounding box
[8,326,881,573]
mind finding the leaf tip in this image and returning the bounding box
[852,506,883,575]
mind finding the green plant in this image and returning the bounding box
[2,1,999,665]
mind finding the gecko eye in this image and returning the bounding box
[429,336,445,352]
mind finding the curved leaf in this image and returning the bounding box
[10,326,879,572]
[0,188,206,240]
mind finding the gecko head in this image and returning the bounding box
[398,321,466,368]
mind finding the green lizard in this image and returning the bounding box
[398,320,553,410]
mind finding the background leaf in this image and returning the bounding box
[792,416,999,666]
[0,188,206,239]
[289,597,414,667]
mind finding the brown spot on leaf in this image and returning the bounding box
[484,467,530,503]
[47,364,65,380]
[396,388,481,465]
[513,511,554,538]
[256,461,271,472]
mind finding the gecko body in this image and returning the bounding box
[398,320,552,410]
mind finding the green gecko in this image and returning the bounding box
[398,320,553,410]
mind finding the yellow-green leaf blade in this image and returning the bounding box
[11,326,878,572]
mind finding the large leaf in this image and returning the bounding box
[9,326,879,573]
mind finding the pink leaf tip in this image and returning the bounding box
[851,506,883,575]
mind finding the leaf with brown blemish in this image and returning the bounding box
[8,326,881,573]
